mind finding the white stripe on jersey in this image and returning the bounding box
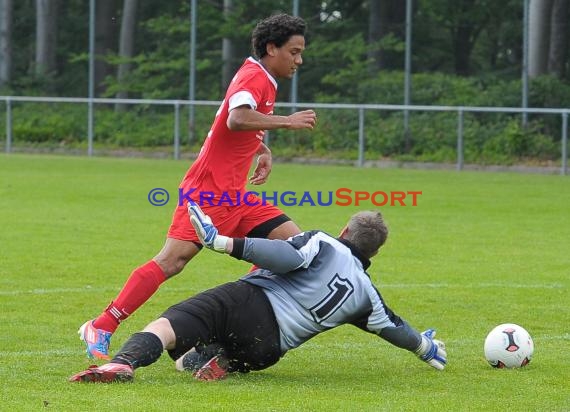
[293,231,331,269]
[228,90,257,111]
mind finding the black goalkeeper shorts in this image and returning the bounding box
[161,280,282,371]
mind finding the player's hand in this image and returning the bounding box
[187,202,229,253]
[287,110,317,130]
[250,153,272,185]
[415,329,447,370]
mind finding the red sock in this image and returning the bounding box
[93,260,166,333]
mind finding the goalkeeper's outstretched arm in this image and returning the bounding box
[379,323,447,371]
[228,237,305,273]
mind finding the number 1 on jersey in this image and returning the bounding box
[310,275,354,323]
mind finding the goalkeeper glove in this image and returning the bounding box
[415,329,447,371]
[187,202,229,253]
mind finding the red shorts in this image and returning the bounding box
[167,194,289,242]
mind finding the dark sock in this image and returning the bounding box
[111,332,164,369]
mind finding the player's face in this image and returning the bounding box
[267,35,305,79]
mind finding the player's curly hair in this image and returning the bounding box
[345,211,388,259]
[251,14,307,59]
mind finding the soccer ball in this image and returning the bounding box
[484,323,534,368]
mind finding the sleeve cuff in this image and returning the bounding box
[230,238,246,259]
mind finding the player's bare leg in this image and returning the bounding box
[266,220,302,240]
[244,220,301,273]
[154,238,202,279]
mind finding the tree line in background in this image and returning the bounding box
[0,0,569,165]
[0,0,568,99]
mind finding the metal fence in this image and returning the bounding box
[1,95,568,175]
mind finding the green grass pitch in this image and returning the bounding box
[1,154,569,411]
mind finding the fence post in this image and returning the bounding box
[174,101,180,160]
[5,98,12,153]
[87,99,94,157]
[457,108,464,171]
[358,107,365,167]
[562,112,568,176]
[88,0,95,157]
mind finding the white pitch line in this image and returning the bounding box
[0,286,114,296]
[0,286,198,296]
[0,282,566,297]
[378,283,566,289]
[0,349,80,357]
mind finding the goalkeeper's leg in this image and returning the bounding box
[71,331,165,383]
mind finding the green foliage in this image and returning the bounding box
[303,33,370,103]
[1,101,217,150]
[415,0,522,76]
[103,7,199,100]
[529,74,570,108]
[479,120,559,164]
[93,108,173,147]
[8,103,86,143]
[285,71,564,164]
[2,69,566,166]
[3,0,569,165]
[4,0,570,100]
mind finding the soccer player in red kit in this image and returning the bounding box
[79,14,317,360]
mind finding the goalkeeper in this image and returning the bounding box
[70,205,447,383]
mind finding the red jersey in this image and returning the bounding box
[180,57,278,202]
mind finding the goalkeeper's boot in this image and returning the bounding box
[69,363,133,383]
[193,355,229,381]
[78,320,112,360]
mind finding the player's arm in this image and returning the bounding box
[229,238,306,273]
[379,322,447,371]
[250,142,272,185]
[227,105,317,131]
[352,287,447,370]
[355,315,447,371]
[256,141,271,156]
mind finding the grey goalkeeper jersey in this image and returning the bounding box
[237,230,421,354]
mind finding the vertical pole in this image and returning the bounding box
[522,0,529,127]
[221,0,234,88]
[562,112,568,175]
[264,131,270,147]
[358,107,365,167]
[188,0,197,145]
[290,0,299,113]
[88,0,95,157]
[174,102,181,160]
[6,98,12,153]
[457,109,464,171]
[403,0,412,150]
[0,0,13,88]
